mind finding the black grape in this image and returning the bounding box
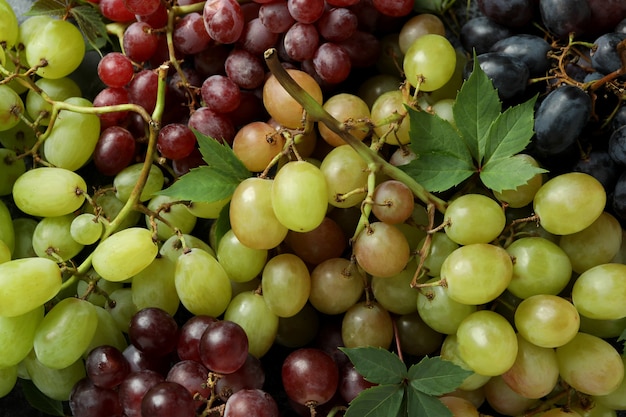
[591,32,626,76]
[612,170,626,220]
[476,0,534,28]
[533,85,592,157]
[539,0,591,39]
[460,16,513,55]
[609,126,626,165]
[465,52,529,101]
[612,105,626,132]
[573,150,620,191]
[490,34,551,76]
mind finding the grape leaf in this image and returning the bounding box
[70,5,110,53]
[483,97,537,163]
[406,387,453,417]
[20,380,65,417]
[480,155,547,193]
[407,356,473,396]
[340,347,408,385]
[24,0,69,17]
[344,384,405,417]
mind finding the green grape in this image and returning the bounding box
[0,45,4,66]
[493,154,544,208]
[354,221,411,278]
[559,212,622,274]
[11,217,36,259]
[443,194,506,245]
[33,297,98,369]
[114,163,165,203]
[430,98,455,126]
[92,227,158,282]
[440,243,513,305]
[0,84,24,131]
[371,90,411,146]
[572,402,617,417]
[261,253,311,318]
[229,177,288,250]
[43,97,100,171]
[26,77,82,126]
[0,199,15,255]
[70,213,104,245]
[426,48,467,103]
[32,214,84,261]
[308,257,365,315]
[505,236,572,299]
[175,248,232,317]
[145,194,197,241]
[0,305,43,368]
[224,291,279,358]
[83,306,128,356]
[160,233,215,263]
[403,33,456,91]
[76,276,123,307]
[0,148,25,196]
[533,172,606,235]
[271,161,328,232]
[0,257,61,317]
[104,288,137,333]
[593,355,626,410]
[12,167,87,217]
[22,349,86,401]
[501,334,560,400]
[320,145,369,208]
[556,332,624,396]
[440,334,491,390]
[456,310,518,376]
[186,197,230,219]
[84,187,142,233]
[514,294,580,348]
[0,0,18,47]
[24,18,85,79]
[572,263,626,320]
[417,277,477,334]
[0,365,17,398]
[0,118,38,152]
[419,231,459,277]
[371,258,419,315]
[275,303,320,348]
[217,229,267,283]
[342,301,394,349]
[395,311,444,356]
[579,314,626,339]
[132,256,179,316]
[17,15,53,46]
[396,222,427,255]
[0,240,9,264]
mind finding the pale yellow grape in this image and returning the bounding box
[0,199,14,255]
[417,278,477,335]
[0,0,18,47]
[0,240,10,264]
[0,148,26,196]
[403,34,456,91]
[12,167,87,217]
[0,365,17,398]
[320,145,369,208]
[132,256,179,316]
[17,15,53,46]
[571,263,626,320]
[443,194,506,245]
[318,93,371,147]
[11,217,36,259]
[160,233,215,263]
[92,227,158,282]
[493,154,544,208]
[261,253,311,318]
[514,294,580,348]
[440,334,491,390]
[70,213,104,245]
[186,197,230,219]
[22,350,85,401]
[217,229,268,283]
[0,305,43,368]
[0,257,61,317]
[26,77,82,126]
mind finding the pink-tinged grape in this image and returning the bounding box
[92,227,158,283]
[443,194,506,245]
[175,248,232,317]
[232,121,286,173]
[440,243,513,305]
[373,0,413,16]
[24,18,85,79]
[281,348,339,406]
[176,315,218,363]
[34,298,98,370]
[201,74,241,114]
[141,381,196,417]
[97,52,134,88]
[188,106,236,144]
[283,22,320,62]
[417,277,477,335]
[320,145,369,208]
[593,355,626,410]
[371,90,411,145]
[0,305,43,368]
[23,350,86,401]
[312,42,352,85]
[203,0,245,44]
[224,388,279,417]
[32,214,84,262]
[224,292,279,358]
[514,294,580,348]
[556,332,624,396]
[261,253,311,318]
[123,22,159,63]
[99,0,136,22]
[493,154,544,208]
[224,49,266,90]
[342,301,394,349]
[440,334,491,391]
[288,0,325,23]
[0,148,25,197]
[124,0,160,16]
[456,310,518,376]
[230,177,288,250]
[263,69,323,129]
[129,307,178,357]
[505,236,572,299]
[0,257,61,317]
[114,163,165,203]
[0,84,24,132]
[372,180,415,224]
[200,320,249,374]
[533,172,606,235]
[86,345,130,389]
[317,8,358,42]
[285,217,346,266]
[403,33,456,91]
[395,311,444,356]
[501,334,559,399]
[25,77,81,126]
[132,257,179,316]
[173,12,212,55]
[119,370,165,417]
[238,18,279,55]
[308,258,365,315]
[272,161,328,232]
[69,378,124,417]
[166,360,211,408]
[398,13,446,54]
[571,263,626,320]
[157,123,197,160]
[318,93,370,147]
[354,222,410,278]
[483,375,538,416]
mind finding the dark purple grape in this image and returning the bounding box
[460,16,513,55]
[609,126,626,165]
[224,49,266,90]
[123,343,171,375]
[177,315,218,363]
[129,307,179,357]
[317,7,358,42]
[224,389,279,417]
[199,320,249,374]
[312,42,352,84]
[477,0,534,27]
[612,105,626,131]
[573,149,620,191]
[141,381,197,417]
[93,126,136,177]
[490,34,551,76]
[591,32,626,76]
[466,52,530,101]
[119,370,165,417]
[69,378,124,417]
[194,43,230,78]
[216,354,265,401]
[337,30,381,68]
[585,0,626,36]
[86,345,131,389]
[237,18,279,56]
[166,360,212,406]
[539,0,591,38]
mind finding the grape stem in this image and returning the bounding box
[263,48,448,214]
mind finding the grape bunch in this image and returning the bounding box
[2,0,626,416]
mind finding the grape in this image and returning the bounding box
[354,221,410,278]
[259,1,294,33]
[128,69,159,114]
[0,200,14,256]
[145,194,197,241]
[493,154,544,208]
[308,258,365,315]
[456,310,518,376]
[157,123,197,161]
[224,291,279,358]
[514,294,580,348]
[539,0,591,38]
[312,42,352,85]
[176,315,218,363]
[238,17,279,56]
[320,145,369,208]
[283,22,320,62]
[25,77,82,126]
[443,194,505,245]
[571,263,626,320]
[342,301,394,349]
[32,214,84,262]
[10,218,35,260]
[132,257,179,316]
[119,370,165,417]
[34,298,98,369]
[232,121,285,173]
[275,303,320,348]
[288,0,324,24]
[417,278,477,335]
[317,8,358,43]
[337,30,381,69]
[477,0,533,27]
[24,18,85,79]
[160,233,215,263]
[203,0,245,44]
[460,16,513,55]
[489,34,551,77]
[263,69,323,129]
[281,348,339,406]
[70,213,104,246]
[224,388,279,417]
[92,227,158,283]
[371,258,419,315]
[200,320,249,373]
[69,378,124,417]
[224,48,266,90]
[0,305,43,368]
[468,52,530,101]
[141,381,196,417]
[593,355,626,410]
[440,335,491,391]
[285,217,346,266]
[395,311,444,356]
[0,364,17,398]
[23,349,86,401]
[0,240,9,264]
[533,172,606,235]
[85,306,128,355]
[0,148,25,197]
[93,87,130,129]
[85,345,130,389]
[124,0,160,16]
[0,257,61,317]
[0,84,24,132]
[97,52,134,88]
[114,163,165,203]
[99,0,137,21]
[403,33,456,91]
[166,360,211,407]
[483,375,538,416]
[123,22,159,63]
[318,93,370,147]
[261,253,311,318]
[556,332,624,396]
[122,344,167,375]
[216,353,265,400]
[201,74,241,114]
[129,307,178,357]
[0,0,18,47]
[370,90,411,145]
[188,106,236,144]
[175,248,232,317]
[419,232,459,278]
[106,288,139,333]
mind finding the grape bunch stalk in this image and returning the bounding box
[2,0,626,417]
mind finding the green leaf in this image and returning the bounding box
[196,132,251,182]
[20,380,65,416]
[406,387,453,417]
[213,201,231,249]
[483,96,537,163]
[70,5,110,53]
[404,108,475,192]
[453,57,501,163]
[408,356,474,396]
[340,347,407,385]
[25,0,69,16]
[345,384,405,417]
[480,156,547,193]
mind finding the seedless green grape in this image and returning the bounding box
[22,350,85,401]
[160,233,215,263]
[403,33,456,91]
[70,213,104,245]
[417,278,477,335]
[104,288,137,333]
[0,365,17,398]
[114,163,165,203]
[593,354,626,410]
[440,334,491,390]
[11,217,36,259]
[320,145,369,208]
[0,199,15,255]
[84,306,128,356]
[571,263,626,320]
[0,240,9,264]
[419,231,459,277]
[217,229,267,283]
[132,256,179,316]
[26,77,82,125]
[371,90,411,146]
[0,0,18,47]
[342,301,394,349]
[32,214,84,262]
[443,194,506,245]
[145,194,197,241]
[514,294,580,348]
[371,258,419,315]
[0,305,44,368]
[0,148,25,196]
[493,154,544,208]
[0,84,24,131]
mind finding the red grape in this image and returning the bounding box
[157,123,197,160]
[124,0,161,16]
[97,52,134,88]
[287,0,325,24]
[203,0,245,44]
[176,315,218,363]
[69,378,124,417]
[119,370,165,417]
[123,21,159,63]
[281,348,339,406]
[128,307,179,357]
[312,42,351,84]
[199,320,249,374]
[93,126,136,176]
[201,74,242,114]
[259,1,295,33]
[85,345,131,389]
[141,381,196,417]
[224,389,279,417]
